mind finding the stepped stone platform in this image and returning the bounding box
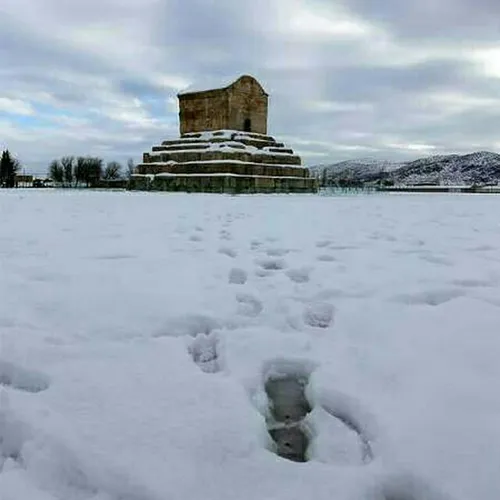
[130,75,317,194]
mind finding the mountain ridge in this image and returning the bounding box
[310,151,500,186]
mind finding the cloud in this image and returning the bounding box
[0,98,34,116]
[1,0,499,173]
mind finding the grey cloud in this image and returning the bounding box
[315,59,473,101]
[338,0,500,41]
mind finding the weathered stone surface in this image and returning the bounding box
[136,161,308,178]
[146,150,302,166]
[130,174,317,194]
[178,75,268,135]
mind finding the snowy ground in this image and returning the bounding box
[1,190,500,500]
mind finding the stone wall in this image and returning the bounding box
[179,90,229,135]
[227,75,268,134]
[130,174,318,194]
[144,150,301,166]
[136,162,309,177]
[178,75,268,135]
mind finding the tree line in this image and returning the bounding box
[49,156,135,188]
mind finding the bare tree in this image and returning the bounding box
[126,158,135,179]
[49,159,64,184]
[85,157,103,187]
[61,156,75,187]
[103,161,122,180]
[75,156,87,187]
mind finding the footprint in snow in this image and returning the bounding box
[259,359,316,463]
[250,239,262,250]
[236,293,263,317]
[255,257,287,271]
[285,267,311,284]
[317,254,336,262]
[256,359,374,465]
[303,302,335,329]
[316,240,332,248]
[188,332,221,374]
[219,230,232,241]
[228,268,248,285]
[189,234,203,242]
[0,403,29,471]
[0,359,50,393]
[265,248,290,257]
[218,246,237,258]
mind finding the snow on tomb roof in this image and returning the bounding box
[177,74,267,96]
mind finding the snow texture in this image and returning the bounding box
[1,190,500,500]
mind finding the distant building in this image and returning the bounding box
[132,75,317,194]
[14,174,34,187]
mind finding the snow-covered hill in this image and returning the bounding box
[311,151,500,186]
[310,158,402,185]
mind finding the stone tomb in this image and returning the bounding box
[131,75,318,194]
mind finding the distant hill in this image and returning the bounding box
[310,151,500,187]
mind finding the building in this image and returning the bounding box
[14,174,34,187]
[131,75,317,194]
[178,75,268,135]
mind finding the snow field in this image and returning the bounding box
[1,190,500,499]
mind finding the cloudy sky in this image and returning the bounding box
[1,0,500,174]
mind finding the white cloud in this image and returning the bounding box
[307,100,373,113]
[0,98,34,116]
[284,5,373,40]
[388,143,437,152]
[467,47,500,78]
